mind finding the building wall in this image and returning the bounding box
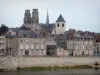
[57,48,69,56]
[94,42,100,56]
[6,38,18,56]
[17,38,46,56]
[0,35,6,55]
[7,29,16,35]
[55,22,66,34]
[67,40,94,56]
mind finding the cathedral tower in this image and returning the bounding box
[23,9,31,24]
[31,9,39,24]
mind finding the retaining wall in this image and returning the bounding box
[0,56,100,69]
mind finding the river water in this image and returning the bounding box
[0,69,100,75]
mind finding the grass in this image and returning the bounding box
[16,65,92,71]
[0,65,97,72]
[0,69,5,72]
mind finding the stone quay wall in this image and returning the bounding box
[0,56,100,70]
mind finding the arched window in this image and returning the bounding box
[62,23,64,27]
[57,23,59,27]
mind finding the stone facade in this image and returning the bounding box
[6,38,18,56]
[67,40,94,56]
[94,42,100,56]
[17,38,46,56]
[66,29,94,56]
[0,35,6,55]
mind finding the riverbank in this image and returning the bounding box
[16,65,92,71]
[1,64,100,72]
[0,56,100,71]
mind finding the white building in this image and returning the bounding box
[52,14,66,35]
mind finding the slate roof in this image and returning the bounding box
[6,27,45,38]
[40,23,55,32]
[56,14,66,22]
[9,27,30,32]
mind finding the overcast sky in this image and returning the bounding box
[0,0,100,32]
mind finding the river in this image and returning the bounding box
[0,69,100,75]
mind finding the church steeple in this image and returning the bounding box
[46,10,49,28]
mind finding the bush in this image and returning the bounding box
[94,62,99,66]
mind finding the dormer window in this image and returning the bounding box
[57,23,59,27]
[9,32,11,35]
[62,23,64,27]
[35,35,37,38]
[24,34,26,37]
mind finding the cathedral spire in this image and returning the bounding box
[46,10,49,28]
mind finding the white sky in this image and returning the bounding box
[0,0,100,32]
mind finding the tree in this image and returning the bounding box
[0,25,8,35]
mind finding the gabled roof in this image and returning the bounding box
[56,14,66,22]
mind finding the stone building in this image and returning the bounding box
[0,35,6,56]
[66,29,94,56]
[94,34,100,56]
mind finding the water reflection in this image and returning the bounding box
[94,68,99,71]
[0,69,100,75]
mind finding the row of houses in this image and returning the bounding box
[0,27,100,57]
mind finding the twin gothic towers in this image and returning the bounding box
[23,9,39,24]
[23,8,66,34]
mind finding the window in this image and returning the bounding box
[2,43,4,46]
[2,49,4,53]
[97,47,99,50]
[2,38,4,41]
[97,44,99,46]
[31,44,34,49]
[31,50,33,54]
[62,23,64,27]
[36,44,39,49]
[21,39,23,42]
[82,46,84,49]
[49,39,51,41]
[76,46,78,49]
[97,51,99,54]
[0,50,1,54]
[94,44,96,46]
[41,44,44,49]
[37,49,39,51]
[94,51,96,54]
[24,20,26,24]
[9,32,11,35]
[57,23,59,27]
[20,44,23,49]
[20,50,23,55]
[26,43,28,49]
[35,35,37,38]
[81,37,83,40]
[41,39,44,43]
[23,34,26,37]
